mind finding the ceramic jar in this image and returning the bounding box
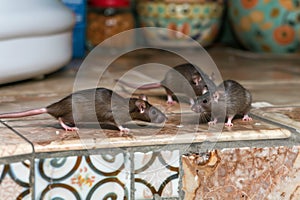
[87,0,135,49]
[136,0,225,47]
[0,0,75,85]
[228,0,300,53]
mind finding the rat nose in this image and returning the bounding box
[191,105,200,113]
[191,105,196,112]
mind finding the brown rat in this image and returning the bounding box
[116,63,216,105]
[191,80,252,127]
[0,88,167,135]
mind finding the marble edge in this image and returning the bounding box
[33,128,291,153]
[0,143,33,159]
[251,108,300,131]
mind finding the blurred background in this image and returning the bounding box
[1,0,299,85]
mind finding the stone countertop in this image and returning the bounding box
[0,46,299,160]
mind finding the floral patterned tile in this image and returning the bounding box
[0,161,31,199]
[134,150,180,199]
[35,153,131,199]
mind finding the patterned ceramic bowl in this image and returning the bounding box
[136,0,225,47]
[228,0,300,53]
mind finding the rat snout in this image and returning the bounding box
[148,107,167,124]
[152,112,167,123]
[158,114,168,123]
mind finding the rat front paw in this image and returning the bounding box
[225,122,233,127]
[118,126,133,137]
[119,127,130,132]
[166,100,177,105]
[208,118,218,126]
[208,121,216,126]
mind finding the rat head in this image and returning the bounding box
[192,71,217,95]
[191,73,209,95]
[191,92,212,113]
[129,95,167,124]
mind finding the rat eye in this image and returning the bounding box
[202,99,208,104]
[151,110,157,115]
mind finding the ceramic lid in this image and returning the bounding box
[89,0,130,8]
[0,0,75,40]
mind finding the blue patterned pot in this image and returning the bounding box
[228,0,300,53]
[136,0,225,47]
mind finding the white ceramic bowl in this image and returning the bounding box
[0,0,75,84]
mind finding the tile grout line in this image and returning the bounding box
[178,149,184,200]
[0,120,36,199]
[130,151,135,200]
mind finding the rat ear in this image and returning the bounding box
[213,91,219,103]
[135,100,146,113]
[139,94,148,101]
[192,74,201,86]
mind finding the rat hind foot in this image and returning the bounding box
[243,114,252,121]
[166,95,177,105]
[225,116,234,127]
[58,118,78,131]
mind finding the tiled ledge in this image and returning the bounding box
[0,107,292,157]
[0,104,297,199]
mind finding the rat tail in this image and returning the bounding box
[0,108,47,118]
[115,79,162,89]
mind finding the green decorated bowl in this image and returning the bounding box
[136,0,225,47]
[228,0,300,53]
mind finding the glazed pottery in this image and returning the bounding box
[136,0,225,47]
[0,0,75,84]
[228,0,300,53]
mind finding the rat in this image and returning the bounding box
[116,63,216,105]
[0,88,167,135]
[191,80,252,127]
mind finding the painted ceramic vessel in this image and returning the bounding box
[228,0,300,53]
[136,0,225,47]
